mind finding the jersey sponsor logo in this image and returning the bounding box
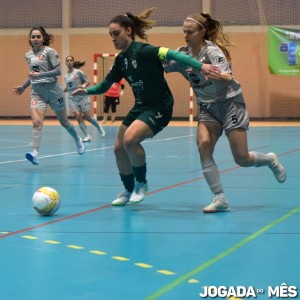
[124,58,128,69]
[32,65,40,72]
[188,72,201,84]
[194,81,213,89]
[68,82,73,88]
[215,55,225,64]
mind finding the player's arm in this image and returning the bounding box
[72,79,113,97]
[13,79,31,95]
[29,66,61,78]
[158,47,220,75]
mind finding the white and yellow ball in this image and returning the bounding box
[32,187,61,216]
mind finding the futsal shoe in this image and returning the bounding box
[267,153,286,183]
[25,152,39,165]
[99,126,106,137]
[112,190,132,206]
[82,135,92,142]
[202,193,230,213]
[76,137,85,155]
[129,182,148,203]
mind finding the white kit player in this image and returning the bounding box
[64,56,105,142]
[14,26,85,165]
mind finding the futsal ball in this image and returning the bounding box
[32,187,61,216]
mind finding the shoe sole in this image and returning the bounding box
[25,153,39,165]
[202,208,230,213]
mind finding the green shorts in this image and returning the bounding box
[123,106,173,136]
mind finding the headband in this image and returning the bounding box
[185,17,206,30]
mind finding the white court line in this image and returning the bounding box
[0,134,195,165]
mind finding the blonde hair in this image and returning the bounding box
[186,12,233,62]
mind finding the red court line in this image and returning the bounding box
[1,148,297,240]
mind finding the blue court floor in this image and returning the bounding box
[0,122,299,300]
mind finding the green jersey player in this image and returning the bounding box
[72,8,220,206]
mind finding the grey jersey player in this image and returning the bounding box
[64,56,105,142]
[164,13,286,213]
[13,26,85,165]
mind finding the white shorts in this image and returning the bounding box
[69,96,91,113]
[31,82,66,112]
[198,99,249,134]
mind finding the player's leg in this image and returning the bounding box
[55,108,85,155]
[83,111,106,138]
[197,121,229,213]
[49,85,84,155]
[102,97,110,123]
[123,119,153,204]
[111,124,135,206]
[228,129,286,183]
[111,99,117,123]
[26,107,46,165]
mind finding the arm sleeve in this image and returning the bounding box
[38,66,61,78]
[22,79,31,89]
[158,47,203,70]
[86,79,113,95]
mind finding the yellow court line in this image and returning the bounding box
[145,206,300,300]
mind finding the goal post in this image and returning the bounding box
[93,53,117,119]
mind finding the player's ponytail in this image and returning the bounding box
[110,7,156,41]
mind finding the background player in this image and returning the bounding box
[103,78,125,123]
[64,55,105,142]
[13,26,84,165]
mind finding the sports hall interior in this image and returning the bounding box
[0,1,299,300]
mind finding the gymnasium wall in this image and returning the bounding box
[0,0,299,119]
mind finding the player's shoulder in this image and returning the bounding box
[176,45,190,54]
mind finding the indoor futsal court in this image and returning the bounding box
[1,0,300,299]
[0,120,299,299]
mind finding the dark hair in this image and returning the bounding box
[186,13,232,61]
[29,26,53,48]
[109,7,156,41]
[65,55,85,69]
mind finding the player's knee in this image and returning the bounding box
[234,155,251,167]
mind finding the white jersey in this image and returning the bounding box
[64,68,89,101]
[164,41,244,105]
[25,46,61,85]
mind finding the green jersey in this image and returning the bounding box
[105,41,174,110]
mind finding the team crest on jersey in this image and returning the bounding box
[131,59,137,69]
[73,75,78,80]
[214,55,225,64]
[39,54,45,60]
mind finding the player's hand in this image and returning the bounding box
[13,86,25,95]
[28,71,40,78]
[72,88,87,96]
[201,63,220,77]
